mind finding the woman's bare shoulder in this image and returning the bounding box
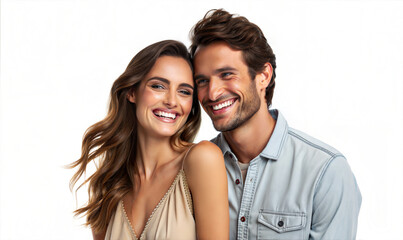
[185,141,223,164]
[183,141,225,176]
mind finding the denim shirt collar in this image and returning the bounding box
[215,109,289,161]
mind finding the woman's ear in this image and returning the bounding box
[127,89,136,103]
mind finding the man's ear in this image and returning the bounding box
[127,88,136,103]
[256,63,273,91]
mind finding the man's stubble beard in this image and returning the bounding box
[213,81,261,132]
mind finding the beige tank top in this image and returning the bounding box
[104,162,196,240]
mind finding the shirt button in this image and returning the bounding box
[240,216,246,222]
[235,179,240,184]
[278,220,284,227]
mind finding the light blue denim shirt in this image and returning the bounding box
[211,110,361,240]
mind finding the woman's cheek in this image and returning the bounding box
[183,98,193,116]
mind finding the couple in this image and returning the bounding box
[70,9,361,240]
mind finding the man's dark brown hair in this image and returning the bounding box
[190,9,277,107]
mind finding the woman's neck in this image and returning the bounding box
[135,131,180,180]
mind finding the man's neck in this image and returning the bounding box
[223,108,276,164]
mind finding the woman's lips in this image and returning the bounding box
[152,109,179,122]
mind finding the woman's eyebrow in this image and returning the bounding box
[180,83,194,90]
[147,77,169,84]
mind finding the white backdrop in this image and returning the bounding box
[1,1,403,239]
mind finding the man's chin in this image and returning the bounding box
[213,121,237,132]
[212,120,224,131]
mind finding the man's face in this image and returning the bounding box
[194,42,261,132]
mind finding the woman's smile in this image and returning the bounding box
[152,108,179,122]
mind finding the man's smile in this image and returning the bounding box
[205,98,237,115]
[211,98,236,111]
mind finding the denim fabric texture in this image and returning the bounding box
[211,110,361,240]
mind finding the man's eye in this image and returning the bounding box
[196,79,208,86]
[221,72,233,79]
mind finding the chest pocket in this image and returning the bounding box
[257,210,306,240]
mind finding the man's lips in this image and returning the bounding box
[205,98,237,115]
[211,98,236,111]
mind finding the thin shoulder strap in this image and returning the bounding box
[181,144,196,169]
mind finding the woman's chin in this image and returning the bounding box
[152,127,181,138]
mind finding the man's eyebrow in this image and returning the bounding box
[194,66,238,81]
[147,77,194,90]
[194,74,207,81]
[214,66,237,74]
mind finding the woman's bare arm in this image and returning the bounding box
[184,141,229,239]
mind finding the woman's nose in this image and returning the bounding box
[163,90,177,108]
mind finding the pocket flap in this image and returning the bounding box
[258,210,306,233]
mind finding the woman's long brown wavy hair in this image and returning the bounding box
[69,40,201,233]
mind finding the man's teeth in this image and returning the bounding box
[156,111,176,119]
[212,100,234,111]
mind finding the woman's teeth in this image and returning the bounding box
[155,111,176,120]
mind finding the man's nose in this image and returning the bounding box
[208,77,225,101]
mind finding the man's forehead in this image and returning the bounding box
[194,41,238,56]
[193,42,245,72]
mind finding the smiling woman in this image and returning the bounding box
[68,40,229,240]
[127,56,195,138]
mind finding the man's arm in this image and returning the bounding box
[310,156,362,240]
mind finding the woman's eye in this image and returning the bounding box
[151,84,165,89]
[179,89,192,96]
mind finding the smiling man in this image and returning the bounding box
[190,9,361,240]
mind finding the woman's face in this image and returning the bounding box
[129,56,194,139]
